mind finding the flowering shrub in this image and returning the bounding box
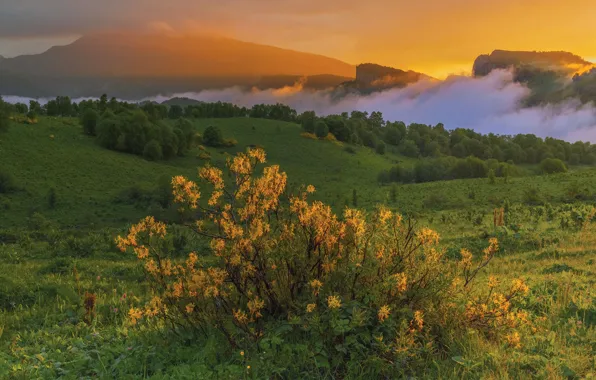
[117,148,532,369]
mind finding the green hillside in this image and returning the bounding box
[1,115,595,378]
[2,116,596,229]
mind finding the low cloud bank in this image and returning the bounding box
[4,69,596,142]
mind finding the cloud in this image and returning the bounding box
[4,70,596,143]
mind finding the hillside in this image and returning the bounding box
[0,33,355,98]
[2,116,595,229]
[473,50,592,77]
[1,116,595,378]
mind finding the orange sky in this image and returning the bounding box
[1,0,595,78]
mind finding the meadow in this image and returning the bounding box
[0,116,594,379]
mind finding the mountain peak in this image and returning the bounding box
[473,49,591,76]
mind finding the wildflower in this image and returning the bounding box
[417,228,440,245]
[411,310,424,332]
[306,303,316,313]
[327,295,341,309]
[377,206,392,224]
[247,297,265,319]
[488,275,499,289]
[306,185,316,194]
[240,351,244,356]
[133,246,149,259]
[505,331,521,348]
[310,279,323,296]
[391,273,408,294]
[460,248,473,269]
[378,305,391,322]
[248,147,266,163]
[128,308,143,325]
[234,309,249,325]
[185,303,195,314]
[511,278,529,295]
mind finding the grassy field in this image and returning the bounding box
[0,117,595,378]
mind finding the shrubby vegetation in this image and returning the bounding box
[116,149,533,376]
[378,156,521,184]
[0,112,594,378]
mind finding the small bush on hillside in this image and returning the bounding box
[376,141,386,155]
[81,108,99,136]
[0,99,9,133]
[314,121,329,138]
[523,187,544,206]
[143,140,163,161]
[0,170,17,193]
[203,126,224,147]
[540,158,567,174]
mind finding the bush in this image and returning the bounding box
[375,141,386,155]
[203,126,224,147]
[0,170,16,193]
[540,158,567,174]
[81,108,99,136]
[523,187,544,206]
[117,149,531,375]
[143,140,163,161]
[314,121,329,138]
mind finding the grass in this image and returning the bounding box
[0,116,595,378]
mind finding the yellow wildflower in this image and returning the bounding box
[128,308,143,325]
[306,303,316,313]
[378,305,391,322]
[327,295,341,309]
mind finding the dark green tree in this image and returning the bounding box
[314,121,329,138]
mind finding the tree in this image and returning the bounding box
[540,158,567,174]
[300,111,317,133]
[203,126,224,147]
[384,125,404,146]
[488,169,496,184]
[399,139,420,158]
[0,98,9,133]
[168,105,183,119]
[29,100,42,116]
[143,140,163,161]
[390,184,398,203]
[314,121,329,138]
[376,141,386,155]
[81,108,99,136]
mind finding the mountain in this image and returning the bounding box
[473,50,591,77]
[0,33,355,98]
[333,63,433,96]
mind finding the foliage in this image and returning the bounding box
[314,121,329,138]
[80,108,99,136]
[116,149,532,376]
[0,169,17,194]
[540,158,568,174]
[143,140,164,161]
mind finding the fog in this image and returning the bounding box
[4,69,596,142]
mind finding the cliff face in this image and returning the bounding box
[355,63,428,87]
[473,50,591,77]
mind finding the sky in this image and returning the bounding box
[1,0,596,77]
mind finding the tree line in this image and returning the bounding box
[4,94,596,167]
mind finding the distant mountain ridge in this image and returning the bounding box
[0,32,355,98]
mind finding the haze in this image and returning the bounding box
[1,0,596,78]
